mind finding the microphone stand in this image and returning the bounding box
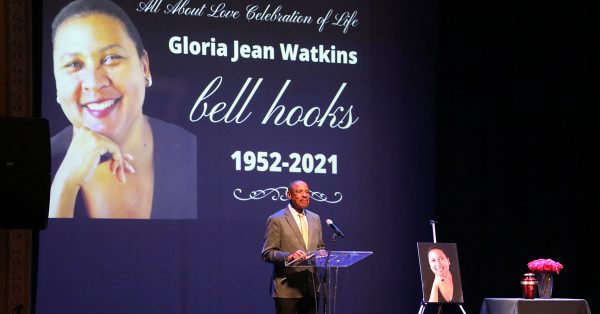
[322,233,337,314]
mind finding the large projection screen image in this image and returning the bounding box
[37,0,438,312]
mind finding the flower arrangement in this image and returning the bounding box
[527,258,563,274]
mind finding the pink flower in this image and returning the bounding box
[527,258,563,274]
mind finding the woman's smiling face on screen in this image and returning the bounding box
[53,13,149,143]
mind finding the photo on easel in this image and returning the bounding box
[417,242,464,303]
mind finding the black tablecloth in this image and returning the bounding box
[480,298,591,314]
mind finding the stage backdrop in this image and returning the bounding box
[37,0,438,312]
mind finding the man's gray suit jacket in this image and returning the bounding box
[261,207,326,298]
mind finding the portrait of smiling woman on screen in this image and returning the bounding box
[48,0,197,219]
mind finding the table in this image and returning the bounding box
[480,298,591,314]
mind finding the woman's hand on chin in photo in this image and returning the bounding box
[63,126,135,185]
[432,274,444,287]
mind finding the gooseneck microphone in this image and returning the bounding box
[325,219,345,238]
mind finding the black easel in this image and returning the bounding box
[417,220,467,314]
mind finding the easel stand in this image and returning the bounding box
[418,300,466,314]
[417,220,467,314]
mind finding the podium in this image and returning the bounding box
[286,250,373,314]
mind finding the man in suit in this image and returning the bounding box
[262,180,326,314]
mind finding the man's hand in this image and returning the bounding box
[287,250,308,262]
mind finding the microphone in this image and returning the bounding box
[325,219,345,238]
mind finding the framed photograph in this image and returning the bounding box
[417,242,464,303]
